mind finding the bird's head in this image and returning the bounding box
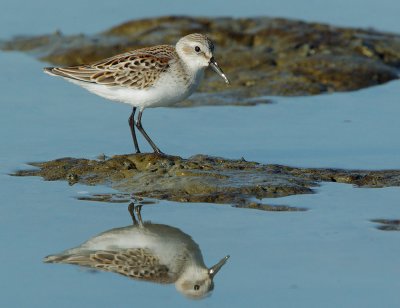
[176,33,230,84]
[175,255,230,299]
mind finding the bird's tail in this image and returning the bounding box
[43,67,57,76]
[43,253,91,265]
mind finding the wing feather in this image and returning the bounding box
[44,45,177,90]
[44,248,175,283]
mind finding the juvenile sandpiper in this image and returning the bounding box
[44,203,229,299]
[44,33,230,154]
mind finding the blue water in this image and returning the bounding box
[1,1,400,307]
[1,0,400,38]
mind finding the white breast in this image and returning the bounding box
[141,67,205,108]
[64,67,205,109]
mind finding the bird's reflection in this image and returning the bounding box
[44,203,229,299]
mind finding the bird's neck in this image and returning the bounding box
[177,263,208,283]
[181,59,205,78]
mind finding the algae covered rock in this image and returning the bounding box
[13,154,400,210]
[2,16,400,104]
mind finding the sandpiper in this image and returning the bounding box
[44,33,230,154]
[44,203,229,299]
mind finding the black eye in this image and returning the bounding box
[194,285,200,291]
[194,46,201,52]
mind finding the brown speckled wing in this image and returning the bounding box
[44,248,176,283]
[45,45,177,90]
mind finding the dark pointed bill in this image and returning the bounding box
[208,255,230,278]
[209,58,230,85]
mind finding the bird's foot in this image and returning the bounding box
[154,150,166,157]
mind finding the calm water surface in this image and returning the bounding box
[1,1,400,307]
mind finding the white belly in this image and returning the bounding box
[66,69,204,109]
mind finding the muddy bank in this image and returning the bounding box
[13,154,400,210]
[2,16,400,104]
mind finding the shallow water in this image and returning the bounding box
[1,2,400,307]
[2,0,400,38]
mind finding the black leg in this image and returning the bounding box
[128,202,138,225]
[136,110,163,154]
[135,204,144,227]
[128,107,140,153]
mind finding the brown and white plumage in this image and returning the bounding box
[44,248,173,283]
[43,33,229,154]
[44,204,229,299]
[45,45,176,90]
